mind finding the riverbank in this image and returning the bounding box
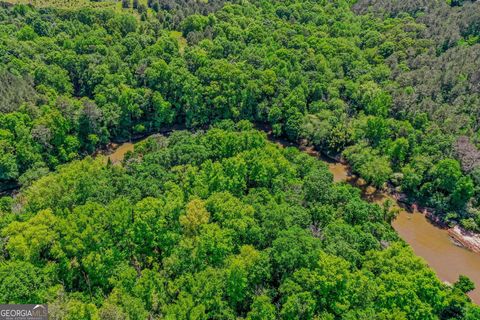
[305,143,480,255]
[99,124,187,153]
[303,146,480,303]
[5,124,480,256]
[81,124,480,256]
[259,124,480,254]
[449,226,480,254]
[40,127,480,304]
[390,189,480,254]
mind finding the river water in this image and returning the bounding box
[107,142,134,163]
[108,136,480,304]
[327,162,480,304]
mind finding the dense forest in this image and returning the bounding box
[1,0,480,231]
[1,0,480,317]
[0,122,479,318]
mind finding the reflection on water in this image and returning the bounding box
[327,160,480,304]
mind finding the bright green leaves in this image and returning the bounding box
[2,209,59,263]
[279,252,351,317]
[365,116,390,147]
[359,82,392,118]
[0,103,475,319]
[132,197,173,262]
[246,295,276,320]
[280,292,316,320]
[271,227,323,279]
[17,25,37,41]
[20,157,118,213]
[34,65,73,95]
[226,246,271,312]
[205,192,258,244]
[430,159,463,193]
[100,288,148,320]
[420,159,475,211]
[343,143,393,188]
[388,137,410,167]
[0,261,52,304]
[151,91,175,128]
[180,199,210,235]
[0,0,478,316]
[454,275,475,294]
[108,14,138,37]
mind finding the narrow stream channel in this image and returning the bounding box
[107,142,134,163]
[108,133,480,304]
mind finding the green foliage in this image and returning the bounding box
[0,261,52,304]
[454,275,475,294]
[0,0,478,229]
[420,159,475,212]
[1,0,480,316]
[0,126,474,318]
[343,143,393,188]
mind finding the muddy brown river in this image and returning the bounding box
[328,162,480,304]
[107,142,134,163]
[109,136,480,304]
